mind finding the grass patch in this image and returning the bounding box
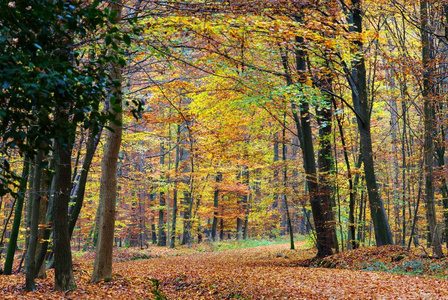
[209,235,306,252]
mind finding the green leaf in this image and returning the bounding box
[123,34,131,46]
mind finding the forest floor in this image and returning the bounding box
[1,241,448,299]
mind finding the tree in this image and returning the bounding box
[91,0,124,282]
[420,0,443,257]
[348,0,393,246]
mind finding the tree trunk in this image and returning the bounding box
[149,192,157,244]
[68,126,103,238]
[181,191,193,246]
[91,101,122,281]
[25,149,43,291]
[421,0,443,257]
[35,161,51,279]
[53,137,77,291]
[279,33,334,257]
[91,0,123,280]
[157,192,167,247]
[316,78,338,252]
[349,0,393,246]
[281,125,294,250]
[4,157,30,275]
[91,104,122,281]
[211,173,222,241]
[242,166,249,240]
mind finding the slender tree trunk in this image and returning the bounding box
[149,192,157,244]
[219,217,224,241]
[334,104,360,249]
[34,175,54,278]
[170,188,178,248]
[272,132,282,236]
[401,95,408,247]
[421,0,443,257]
[349,0,393,246]
[25,150,43,291]
[35,161,51,279]
[281,124,294,250]
[68,126,103,238]
[241,165,249,240]
[211,173,222,241]
[182,191,193,246]
[4,157,30,275]
[170,125,181,248]
[157,192,166,247]
[357,188,365,244]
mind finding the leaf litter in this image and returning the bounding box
[1,242,448,299]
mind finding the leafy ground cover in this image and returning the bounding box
[1,242,448,299]
[319,244,448,278]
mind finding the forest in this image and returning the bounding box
[2,0,448,298]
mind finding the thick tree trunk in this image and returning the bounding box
[53,137,77,291]
[279,33,334,257]
[300,101,334,257]
[91,0,123,279]
[91,104,122,281]
[316,78,338,252]
[91,102,122,281]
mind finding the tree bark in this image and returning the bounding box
[157,192,167,247]
[91,103,122,281]
[279,33,334,257]
[421,0,443,257]
[91,0,123,280]
[349,0,393,246]
[68,126,103,238]
[25,149,43,291]
[53,137,77,291]
[211,173,222,241]
[4,157,30,275]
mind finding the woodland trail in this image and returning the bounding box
[125,243,448,299]
[1,242,448,299]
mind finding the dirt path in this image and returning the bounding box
[2,243,448,299]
